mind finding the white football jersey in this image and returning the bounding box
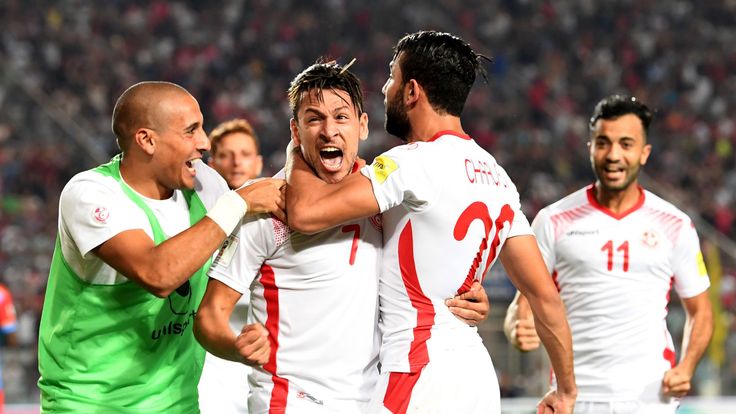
[533,185,710,401]
[208,210,382,412]
[58,160,228,285]
[361,131,532,373]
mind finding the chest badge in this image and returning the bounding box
[641,230,659,248]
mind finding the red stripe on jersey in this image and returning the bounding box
[552,270,560,292]
[586,184,645,220]
[663,276,676,367]
[550,205,595,240]
[643,208,683,245]
[383,371,423,414]
[260,264,288,412]
[398,221,435,371]
[428,130,471,142]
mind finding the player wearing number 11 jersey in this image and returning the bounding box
[505,95,713,414]
[287,31,576,414]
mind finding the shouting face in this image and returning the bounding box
[290,88,368,183]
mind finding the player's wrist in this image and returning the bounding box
[206,191,248,235]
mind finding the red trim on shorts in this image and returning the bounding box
[398,221,435,370]
[383,371,423,414]
[261,264,289,412]
[428,130,472,142]
[585,184,645,220]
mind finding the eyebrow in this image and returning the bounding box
[303,104,352,117]
[184,121,200,132]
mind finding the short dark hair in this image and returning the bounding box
[589,95,653,133]
[393,30,486,116]
[287,60,364,119]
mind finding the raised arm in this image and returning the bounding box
[286,150,379,234]
[194,279,269,366]
[662,290,713,397]
[500,234,576,413]
[94,179,284,297]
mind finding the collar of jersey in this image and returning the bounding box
[428,130,472,142]
[586,184,646,220]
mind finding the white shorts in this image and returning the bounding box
[367,342,500,414]
[248,384,367,414]
[574,400,679,414]
[198,352,251,414]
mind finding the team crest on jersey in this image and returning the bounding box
[641,230,659,248]
[372,155,398,184]
[369,214,383,231]
[93,206,109,223]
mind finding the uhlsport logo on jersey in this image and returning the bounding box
[168,280,193,315]
[372,155,398,184]
[151,280,195,340]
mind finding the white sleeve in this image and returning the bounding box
[194,161,231,210]
[208,215,276,294]
[531,209,556,274]
[671,220,711,298]
[506,181,533,238]
[60,175,148,258]
[360,145,435,213]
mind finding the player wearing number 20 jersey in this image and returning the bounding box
[361,131,532,412]
[532,185,710,403]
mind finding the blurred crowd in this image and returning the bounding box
[1,0,736,403]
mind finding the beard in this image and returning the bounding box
[384,92,411,142]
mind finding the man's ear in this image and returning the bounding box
[359,112,369,141]
[289,118,301,146]
[405,79,421,107]
[134,128,156,155]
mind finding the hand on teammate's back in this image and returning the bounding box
[236,178,286,221]
[235,323,270,366]
[445,281,490,327]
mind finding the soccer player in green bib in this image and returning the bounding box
[38,81,285,413]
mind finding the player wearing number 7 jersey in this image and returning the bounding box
[505,95,713,414]
[287,31,576,414]
[194,61,490,414]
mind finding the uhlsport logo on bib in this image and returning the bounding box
[168,280,193,315]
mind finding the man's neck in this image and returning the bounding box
[593,182,642,214]
[119,154,172,200]
[406,112,465,143]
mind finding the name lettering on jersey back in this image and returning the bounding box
[464,158,508,187]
